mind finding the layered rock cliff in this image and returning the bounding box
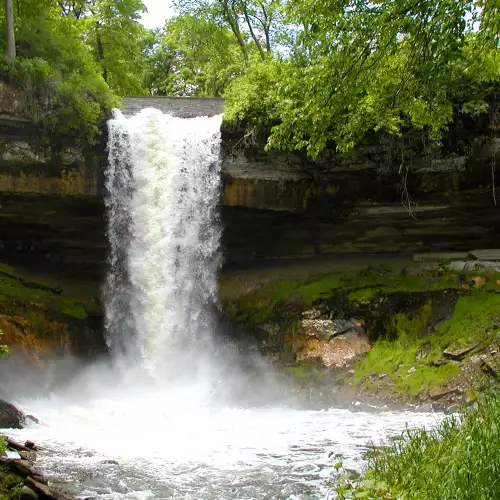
[1,84,500,380]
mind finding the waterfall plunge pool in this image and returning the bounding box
[6,383,442,500]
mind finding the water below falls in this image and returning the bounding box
[2,107,444,498]
[7,389,442,499]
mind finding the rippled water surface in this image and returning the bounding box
[5,390,442,500]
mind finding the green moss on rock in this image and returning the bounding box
[0,274,87,319]
[354,291,500,398]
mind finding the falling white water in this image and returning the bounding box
[105,108,223,373]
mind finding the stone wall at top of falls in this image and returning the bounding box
[0,88,500,270]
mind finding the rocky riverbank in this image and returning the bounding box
[0,401,74,500]
[221,251,500,409]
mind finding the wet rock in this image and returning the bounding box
[7,438,34,452]
[480,358,499,379]
[0,458,32,477]
[350,401,386,413]
[413,252,468,262]
[454,260,500,272]
[416,342,431,360]
[26,415,39,425]
[416,403,433,412]
[430,358,448,367]
[102,460,119,465]
[429,388,463,401]
[19,450,37,462]
[302,309,322,320]
[0,399,26,428]
[25,440,37,450]
[469,249,500,261]
[20,486,39,500]
[444,404,459,415]
[25,476,73,500]
[431,402,447,412]
[443,342,479,361]
[301,318,364,340]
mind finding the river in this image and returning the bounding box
[7,382,441,499]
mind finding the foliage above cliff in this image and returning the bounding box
[0,1,149,143]
[224,0,500,157]
[1,1,499,150]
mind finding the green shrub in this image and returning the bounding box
[1,55,116,145]
[332,389,500,499]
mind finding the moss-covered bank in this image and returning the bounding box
[0,262,106,364]
[221,256,500,406]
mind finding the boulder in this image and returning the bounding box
[469,249,500,261]
[25,477,73,500]
[296,330,371,368]
[0,399,26,429]
[429,388,463,401]
[443,342,479,361]
[20,486,39,500]
[102,459,119,465]
[301,318,364,340]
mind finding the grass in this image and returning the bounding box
[0,437,23,500]
[0,466,24,500]
[0,274,87,319]
[331,389,500,499]
[354,291,500,397]
[231,274,344,323]
[227,265,464,324]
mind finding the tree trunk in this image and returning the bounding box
[96,24,108,82]
[4,0,16,60]
[219,1,249,66]
[243,7,265,60]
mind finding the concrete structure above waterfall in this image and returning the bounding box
[122,97,225,118]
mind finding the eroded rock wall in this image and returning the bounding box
[1,85,500,269]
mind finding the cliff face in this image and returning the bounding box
[1,98,500,270]
[1,85,500,269]
[1,89,499,401]
[220,131,500,261]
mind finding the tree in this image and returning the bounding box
[145,14,245,96]
[225,0,500,158]
[174,0,286,65]
[1,0,117,143]
[57,0,148,95]
[4,0,15,60]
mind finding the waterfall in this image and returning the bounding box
[104,108,223,374]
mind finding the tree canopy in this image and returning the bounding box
[225,0,500,157]
[1,0,499,153]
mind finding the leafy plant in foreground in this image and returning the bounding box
[331,390,500,499]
